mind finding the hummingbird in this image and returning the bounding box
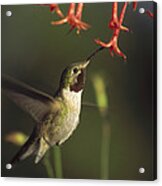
[2,60,90,166]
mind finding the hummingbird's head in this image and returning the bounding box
[59,60,90,93]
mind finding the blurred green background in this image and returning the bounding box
[1,1,156,180]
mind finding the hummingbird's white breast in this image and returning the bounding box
[58,88,83,145]
[63,88,83,112]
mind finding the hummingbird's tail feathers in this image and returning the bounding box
[2,75,54,123]
[9,127,40,166]
[10,140,39,166]
[35,137,50,164]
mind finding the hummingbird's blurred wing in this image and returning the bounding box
[82,102,107,109]
[2,75,55,123]
[82,102,99,108]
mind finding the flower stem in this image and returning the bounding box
[92,74,110,179]
[100,120,111,179]
[43,152,54,178]
[52,146,63,178]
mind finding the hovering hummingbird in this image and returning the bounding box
[2,60,90,166]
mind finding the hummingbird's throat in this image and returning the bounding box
[70,70,85,93]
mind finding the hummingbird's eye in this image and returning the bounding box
[73,68,78,74]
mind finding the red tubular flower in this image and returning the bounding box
[41,4,64,17]
[95,2,128,60]
[109,2,129,32]
[109,2,118,29]
[51,3,90,34]
[133,2,138,11]
[132,2,154,19]
[146,10,154,18]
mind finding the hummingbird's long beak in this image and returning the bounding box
[81,60,90,69]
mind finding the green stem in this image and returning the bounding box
[92,74,110,179]
[100,121,111,179]
[43,152,54,178]
[52,146,63,178]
